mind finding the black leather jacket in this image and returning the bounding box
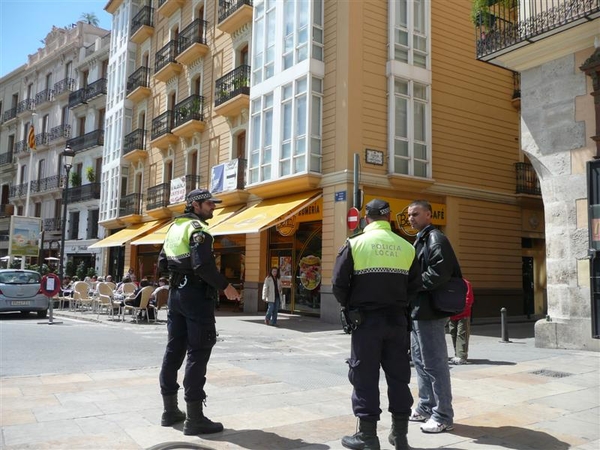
[411,225,463,320]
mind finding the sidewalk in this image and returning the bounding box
[1,309,599,450]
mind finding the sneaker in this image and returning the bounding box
[420,418,454,433]
[409,410,428,422]
[450,357,467,365]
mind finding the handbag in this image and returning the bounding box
[430,277,467,315]
[422,230,467,315]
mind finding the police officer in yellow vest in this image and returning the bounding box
[332,199,422,450]
[158,189,240,436]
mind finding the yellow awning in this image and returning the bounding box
[88,220,166,248]
[209,191,322,236]
[130,205,242,246]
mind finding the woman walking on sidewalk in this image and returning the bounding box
[263,267,282,326]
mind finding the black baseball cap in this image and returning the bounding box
[365,199,391,217]
[186,189,222,204]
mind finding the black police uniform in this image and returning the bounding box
[157,212,229,403]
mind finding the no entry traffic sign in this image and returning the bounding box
[347,207,360,230]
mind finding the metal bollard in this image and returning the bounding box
[500,307,511,343]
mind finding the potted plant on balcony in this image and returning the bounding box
[471,0,517,28]
[70,171,82,187]
[86,167,96,183]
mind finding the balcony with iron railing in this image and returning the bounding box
[147,183,171,219]
[85,78,108,103]
[214,65,251,117]
[9,182,29,198]
[157,0,184,18]
[185,174,201,192]
[66,183,101,204]
[475,0,600,62]
[0,151,13,166]
[515,162,541,196]
[119,193,143,223]
[44,217,63,232]
[126,66,151,102]
[14,140,29,157]
[150,110,177,148]
[53,77,76,98]
[172,95,206,138]
[177,19,209,65]
[155,40,182,82]
[131,5,154,43]
[16,98,35,116]
[35,88,53,107]
[2,107,17,123]
[49,124,71,143]
[217,0,253,34]
[123,129,147,163]
[66,129,105,153]
[68,87,87,108]
[31,175,64,194]
[35,132,50,149]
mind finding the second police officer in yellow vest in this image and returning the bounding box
[332,199,422,450]
[158,189,240,436]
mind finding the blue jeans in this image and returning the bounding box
[265,300,279,325]
[411,318,453,425]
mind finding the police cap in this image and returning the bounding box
[186,189,222,204]
[365,199,390,217]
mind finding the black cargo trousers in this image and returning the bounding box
[159,278,217,403]
[347,309,413,421]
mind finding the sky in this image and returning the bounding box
[0,0,113,78]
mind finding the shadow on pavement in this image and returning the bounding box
[470,322,535,339]
[445,423,570,450]
[461,359,516,366]
[204,428,329,449]
[241,314,343,334]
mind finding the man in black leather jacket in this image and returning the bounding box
[407,200,462,434]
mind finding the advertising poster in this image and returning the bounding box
[9,216,42,257]
[279,256,292,288]
[169,176,187,204]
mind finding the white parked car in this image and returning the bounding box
[0,269,49,318]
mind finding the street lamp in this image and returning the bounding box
[58,145,75,284]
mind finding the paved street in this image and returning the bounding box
[1,309,599,449]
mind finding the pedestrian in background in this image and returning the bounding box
[448,278,474,365]
[332,199,422,450]
[407,199,462,434]
[262,266,282,326]
[158,189,241,436]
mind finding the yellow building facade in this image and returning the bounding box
[102,0,545,323]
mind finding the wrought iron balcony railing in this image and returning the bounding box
[185,174,201,192]
[215,65,251,106]
[476,0,600,60]
[218,0,253,23]
[85,78,108,101]
[120,193,143,216]
[66,129,105,153]
[151,110,175,141]
[147,183,170,210]
[155,40,179,74]
[14,140,28,155]
[53,77,76,96]
[174,95,205,128]
[9,182,29,198]
[127,66,150,95]
[35,88,53,105]
[123,129,146,155]
[44,217,63,232]
[2,107,17,122]
[16,99,35,115]
[35,132,50,148]
[68,88,87,108]
[0,151,12,166]
[131,5,154,35]
[66,183,101,203]
[515,162,541,196]
[49,124,71,142]
[178,19,208,54]
[31,175,64,193]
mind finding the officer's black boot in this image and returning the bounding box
[388,414,410,450]
[183,400,224,435]
[341,418,380,450]
[161,394,186,426]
